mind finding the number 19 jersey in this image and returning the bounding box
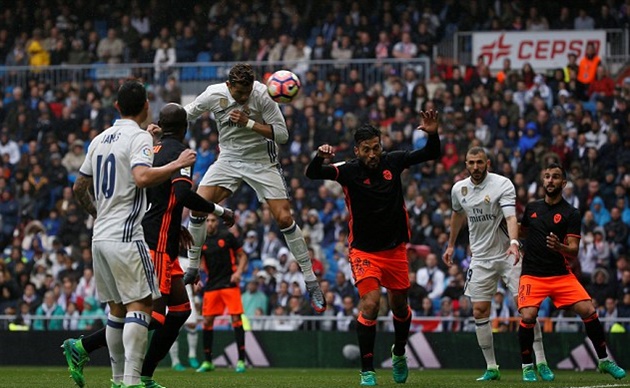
[79,119,154,242]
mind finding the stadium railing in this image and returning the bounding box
[0,58,431,96]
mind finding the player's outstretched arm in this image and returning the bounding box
[417,110,439,134]
[73,175,97,219]
[133,149,196,188]
[406,110,441,165]
[305,144,338,180]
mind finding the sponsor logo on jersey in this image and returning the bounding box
[531,212,538,218]
[363,178,371,185]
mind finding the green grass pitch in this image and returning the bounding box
[0,367,628,388]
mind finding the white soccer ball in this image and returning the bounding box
[342,344,361,360]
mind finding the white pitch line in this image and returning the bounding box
[551,384,630,388]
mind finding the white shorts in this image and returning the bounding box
[178,257,199,325]
[464,255,521,302]
[93,240,161,305]
[199,158,289,202]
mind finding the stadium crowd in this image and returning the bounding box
[0,0,630,333]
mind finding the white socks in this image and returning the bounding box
[169,341,181,366]
[123,311,150,386]
[187,326,199,359]
[281,222,316,282]
[475,318,497,369]
[533,320,547,364]
[106,314,125,384]
[187,216,207,262]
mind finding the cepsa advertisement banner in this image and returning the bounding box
[473,30,606,71]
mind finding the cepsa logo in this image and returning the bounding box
[473,31,606,70]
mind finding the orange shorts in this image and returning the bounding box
[348,243,410,294]
[149,250,183,295]
[518,274,591,310]
[202,287,244,316]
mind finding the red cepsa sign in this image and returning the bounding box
[473,30,606,71]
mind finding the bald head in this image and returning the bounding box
[158,103,188,140]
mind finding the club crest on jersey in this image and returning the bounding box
[554,214,562,223]
[218,239,226,248]
[461,187,468,196]
[383,170,392,180]
[219,98,228,108]
[484,195,490,203]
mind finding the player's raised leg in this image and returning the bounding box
[268,198,326,313]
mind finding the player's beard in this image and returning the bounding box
[469,167,487,184]
[545,184,563,199]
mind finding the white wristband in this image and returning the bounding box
[213,204,225,216]
[246,119,255,129]
[510,239,521,247]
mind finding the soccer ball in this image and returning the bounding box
[266,70,301,103]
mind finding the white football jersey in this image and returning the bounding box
[451,172,516,261]
[79,119,154,242]
[185,81,288,163]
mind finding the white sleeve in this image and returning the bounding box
[451,186,463,213]
[185,87,213,122]
[79,143,94,177]
[129,131,154,169]
[500,179,517,218]
[260,93,289,144]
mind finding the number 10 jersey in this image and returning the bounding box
[79,119,154,242]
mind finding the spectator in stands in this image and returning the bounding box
[526,6,549,31]
[32,290,64,330]
[26,29,50,68]
[416,253,445,302]
[552,6,574,30]
[575,8,596,30]
[96,28,124,64]
[578,42,601,86]
[242,279,268,317]
[153,39,176,86]
[392,32,417,59]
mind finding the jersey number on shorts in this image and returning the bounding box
[95,154,116,199]
[519,284,532,297]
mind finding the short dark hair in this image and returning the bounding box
[354,123,381,145]
[158,103,188,138]
[465,146,487,160]
[228,63,255,86]
[545,162,566,178]
[116,80,147,117]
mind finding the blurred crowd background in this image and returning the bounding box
[0,0,630,333]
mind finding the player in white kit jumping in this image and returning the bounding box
[183,63,325,312]
[73,80,196,388]
[442,147,553,382]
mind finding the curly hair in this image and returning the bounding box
[353,123,381,145]
[228,63,255,86]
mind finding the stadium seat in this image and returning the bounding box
[180,66,198,81]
